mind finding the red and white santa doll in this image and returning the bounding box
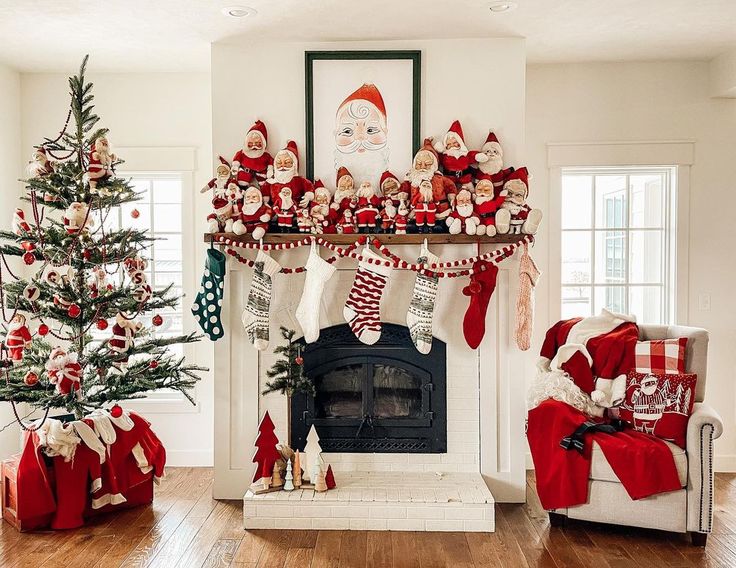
[473,178,505,236]
[87,137,117,196]
[495,168,543,235]
[331,167,357,214]
[206,180,241,233]
[394,200,409,235]
[5,313,32,364]
[433,120,488,192]
[272,186,296,231]
[411,180,438,233]
[336,209,357,234]
[354,181,381,232]
[401,138,457,221]
[379,170,406,206]
[379,198,397,233]
[310,184,336,234]
[231,120,274,189]
[28,147,55,178]
[64,202,94,234]
[446,189,480,235]
[109,313,142,371]
[473,132,505,182]
[200,158,231,195]
[260,141,314,207]
[45,346,83,396]
[296,207,313,233]
[237,186,272,240]
[12,208,31,235]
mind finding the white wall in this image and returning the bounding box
[526,61,736,470]
[19,72,214,465]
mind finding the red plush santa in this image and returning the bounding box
[5,313,32,364]
[394,201,409,235]
[237,187,271,240]
[46,347,83,396]
[231,121,274,189]
[433,121,487,191]
[473,132,504,182]
[88,267,112,299]
[296,207,314,233]
[200,158,232,195]
[332,166,357,214]
[494,168,542,235]
[354,181,381,231]
[108,313,141,370]
[272,186,296,230]
[64,202,94,234]
[379,198,397,232]
[206,180,241,233]
[401,138,457,220]
[446,189,479,235]
[260,141,314,207]
[473,179,505,237]
[379,170,406,205]
[87,137,116,196]
[336,209,357,234]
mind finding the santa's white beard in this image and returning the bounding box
[503,201,523,214]
[8,321,23,333]
[475,194,492,205]
[334,145,390,188]
[419,186,433,202]
[273,167,296,184]
[279,195,293,209]
[455,203,474,218]
[357,186,375,199]
[97,148,112,166]
[407,169,434,187]
[384,203,396,217]
[242,201,261,215]
[443,147,466,159]
[478,155,503,175]
[243,147,264,160]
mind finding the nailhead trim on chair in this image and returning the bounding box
[699,423,714,533]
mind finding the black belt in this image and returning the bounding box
[560,419,625,454]
[447,168,471,179]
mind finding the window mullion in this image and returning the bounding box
[590,176,597,315]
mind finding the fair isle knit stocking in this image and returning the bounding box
[406,244,439,354]
[343,249,392,345]
[295,243,337,344]
[242,250,281,351]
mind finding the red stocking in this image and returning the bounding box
[462,260,499,349]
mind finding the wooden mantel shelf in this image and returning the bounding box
[204,232,532,246]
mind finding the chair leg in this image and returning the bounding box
[548,512,566,527]
[690,532,708,546]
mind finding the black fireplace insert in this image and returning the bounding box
[291,323,447,453]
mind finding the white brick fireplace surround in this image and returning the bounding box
[213,243,528,532]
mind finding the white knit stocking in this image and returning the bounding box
[295,244,336,343]
[406,244,439,354]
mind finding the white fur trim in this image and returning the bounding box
[132,443,150,470]
[72,421,106,464]
[91,492,127,509]
[91,477,102,493]
[527,368,604,417]
[107,410,135,431]
[592,374,627,408]
[553,343,593,370]
[536,357,552,372]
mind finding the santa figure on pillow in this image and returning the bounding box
[231,121,274,189]
[495,168,543,235]
[433,120,488,192]
[260,141,314,207]
[237,187,272,240]
[401,138,458,222]
[46,346,83,396]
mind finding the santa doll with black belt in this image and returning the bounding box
[109,313,142,371]
[5,313,32,364]
[354,181,381,232]
[411,180,438,233]
[494,167,542,235]
[272,186,297,231]
[231,120,274,190]
[46,346,83,396]
[433,120,488,192]
[401,138,457,221]
[237,186,272,240]
[260,141,314,207]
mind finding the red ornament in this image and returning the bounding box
[22,252,35,266]
[130,209,140,219]
[295,356,304,365]
[110,404,123,418]
[152,314,163,326]
[37,324,49,336]
[67,304,81,318]
[23,372,39,386]
[149,360,159,369]
[96,318,108,330]
[83,249,91,260]
[21,241,35,252]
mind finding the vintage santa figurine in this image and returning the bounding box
[401,138,457,221]
[446,189,479,235]
[411,180,438,233]
[45,346,82,396]
[261,141,314,207]
[28,147,55,178]
[473,132,504,181]
[379,198,397,233]
[336,209,357,234]
[394,200,409,235]
[88,267,113,298]
[87,136,117,196]
[64,202,94,234]
[379,170,406,205]
[494,168,542,235]
[310,184,335,234]
[231,120,274,189]
[296,207,314,233]
[200,158,231,195]
[473,179,504,236]
[5,313,32,364]
[109,313,141,370]
[207,180,241,233]
[237,186,271,239]
[354,181,381,232]
[331,167,357,214]
[12,208,31,236]
[272,186,297,231]
[433,121,488,192]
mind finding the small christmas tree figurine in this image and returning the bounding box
[284,460,294,491]
[314,466,328,493]
[293,450,303,488]
[303,424,324,483]
[252,411,281,484]
[325,464,336,490]
[272,461,284,488]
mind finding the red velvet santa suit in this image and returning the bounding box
[240,203,271,234]
[5,321,31,362]
[232,121,273,187]
[354,195,381,228]
[262,176,313,206]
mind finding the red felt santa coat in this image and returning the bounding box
[5,319,31,362]
[231,121,274,187]
[260,141,314,205]
[434,121,483,185]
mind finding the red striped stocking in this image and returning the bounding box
[343,249,392,345]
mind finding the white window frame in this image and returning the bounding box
[547,141,692,326]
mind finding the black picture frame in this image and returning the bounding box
[304,50,421,181]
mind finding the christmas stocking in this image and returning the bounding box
[295,243,336,344]
[406,244,439,354]
[343,248,392,345]
[462,260,499,349]
[191,248,226,341]
[242,250,281,351]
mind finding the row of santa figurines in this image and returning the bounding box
[202,120,542,238]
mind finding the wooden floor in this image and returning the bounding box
[3,468,736,567]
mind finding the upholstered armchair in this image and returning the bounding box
[548,325,723,546]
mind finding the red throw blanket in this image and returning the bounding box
[528,399,682,510]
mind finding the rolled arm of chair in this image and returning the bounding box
[686,403,724,533]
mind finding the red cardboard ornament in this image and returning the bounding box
[23,372,39,386]
[96,319,108,331]
[37,324,49,336]
[67,304,81,318]
[22,252,35,266]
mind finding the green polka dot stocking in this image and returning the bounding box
[191,248,226,341]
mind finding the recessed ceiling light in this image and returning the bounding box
[489,1,518,12]
[222,5,257,18]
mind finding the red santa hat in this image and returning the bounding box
[314,179,325,190]
[483,131,502,153]
[504,167,529,196]
[281,140,299,165]
[247,120,268,144]
[379,170,399,188]
[447,120,465,143]
[35,147,49,159]
[336,166,353,185]
[337,84,387,124]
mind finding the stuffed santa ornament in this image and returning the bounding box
[446,189,479,235]
[272,186,297,231]
[5,313,32,364]
[64,202,94,234]
[379,170,406,205]
[231,121,274,189]
[354,181,380,232]
[332,166,357,214]
[494,167,542,235]
[237,186,272,240]
[109,313,142,370]
[474,179,505,237]
[200,157,232,195]
[401,138,457,221]
[433,120,488,191]
[87,137,116,196]
[28,147,55,178]
[46,347,83,396]
[261,141,314,207]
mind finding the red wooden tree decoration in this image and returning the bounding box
[252,411,281,483]
[325,464,336,490]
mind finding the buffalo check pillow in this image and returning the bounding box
[634,337,687,374]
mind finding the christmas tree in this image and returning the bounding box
[262,327,314,397]
[252,411,281,484]
[0,56,204,419]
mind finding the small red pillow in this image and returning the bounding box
[619,371,697,448]
[634,337,687,374]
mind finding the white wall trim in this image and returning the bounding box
[547,140,695,167]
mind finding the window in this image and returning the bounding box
[560,167,677,324]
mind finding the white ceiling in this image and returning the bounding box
[1,0,735,72]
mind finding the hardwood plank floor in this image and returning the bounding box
[2,468,736,567]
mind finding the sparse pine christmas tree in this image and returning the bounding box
[0,56,204,419]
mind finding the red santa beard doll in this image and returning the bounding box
[474,179,504,237]
[331,167,358,215]
[379,198,397,233]
[5,313,32,364]
[394,200,409,235]
[495,168,543,235]
[411,180,438,233]
[260,141,314,207]
[109,313,141,371]
[272,186,297,231]
[446,189,480,235]
[64,201,94,235]
[237,186,272,240]
[379,170,406,206]
[433,120,488,192]
[354,181,381,232]
[401,138,457,223]
[45,347,82,397]
[629,375,674,435]
[231,120,274,190]
[87,136,117,196]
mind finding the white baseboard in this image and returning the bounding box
[165,449,213,467]
[527,452,736,473]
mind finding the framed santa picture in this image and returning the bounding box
[305,50,421,190]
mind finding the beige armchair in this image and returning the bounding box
[548,325,723,546]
